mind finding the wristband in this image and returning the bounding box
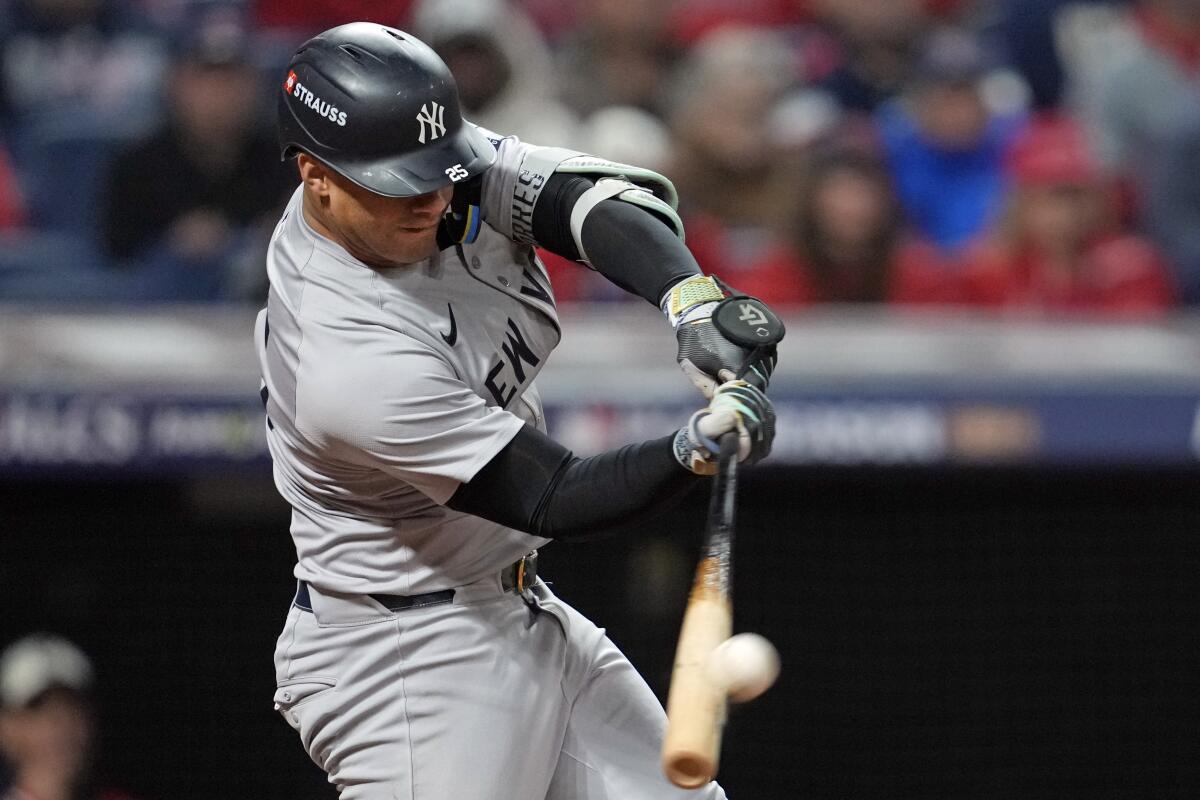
[661,275,725,327]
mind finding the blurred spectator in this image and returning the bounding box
[0,0,166,137]
[516,0,583,43]
[997,0,1124,109]
[668,0,813,46]
[98,20,293,301]
[252,0,414,37]
[959,115,1174,315]
[0,635,135,800]
[0,0,168,244]
[731,149,952,305]
[539,106,674,302]
[0,126,124,301]
[765,88,847,155]
[0,146,27,231]
[809,0,930,113]
[1065,0,1200,208]
[578,106,672,173]
[877,27,1025,252]
[1147,109,1200,301]
[412,0,579,146]
[667,27,802,283]
[555,0,679,118]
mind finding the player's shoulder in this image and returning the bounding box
[473,125,584,244]
[474,125,580,179]
[474,124,507,151]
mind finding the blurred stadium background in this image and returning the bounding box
[2,0,1199,797]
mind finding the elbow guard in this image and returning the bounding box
[554,156,685,266]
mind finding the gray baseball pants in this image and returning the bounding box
[272,573,728,799]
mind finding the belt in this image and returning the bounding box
[293,552,538,613]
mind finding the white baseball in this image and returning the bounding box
[705,632,781,703]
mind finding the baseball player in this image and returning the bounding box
[260,23,781,799]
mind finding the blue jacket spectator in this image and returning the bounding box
[877,27,1024,252]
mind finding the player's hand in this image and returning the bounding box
[673,380,776,475]
[664,276,783,398]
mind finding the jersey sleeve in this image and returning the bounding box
[296,327,525,505]
[475,126,581,245]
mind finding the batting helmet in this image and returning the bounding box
[277,22,497,197]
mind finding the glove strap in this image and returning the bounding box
[672,427,698,471]
[672,425,718,475]
[687,408,722,454]
[661,275,726,327]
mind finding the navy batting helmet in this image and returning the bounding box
[277,22,496,197]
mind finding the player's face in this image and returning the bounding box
[298,154,453,267]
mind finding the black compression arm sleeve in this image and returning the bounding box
[531,173,701,306]
[446,424,700,541]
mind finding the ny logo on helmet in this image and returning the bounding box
[416,102,446,144]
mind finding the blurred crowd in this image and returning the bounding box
[0,634,135,800]
[1,0,1199,315]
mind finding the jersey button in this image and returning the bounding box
[497,276,510,287]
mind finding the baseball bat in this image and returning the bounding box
[662,430,739,788]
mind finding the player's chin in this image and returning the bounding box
[386,225,440,263]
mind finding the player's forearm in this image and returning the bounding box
[534,435,700,540]
[579,198,702,306]
[446,424,699,541]
[532,173,700,305]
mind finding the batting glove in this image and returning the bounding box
[663,275,783,399]
[673,380,776,475]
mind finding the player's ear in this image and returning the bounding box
[297,153,331,199]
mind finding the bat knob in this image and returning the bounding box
[663,751,716,789]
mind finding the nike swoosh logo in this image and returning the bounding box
[440,302,458,346]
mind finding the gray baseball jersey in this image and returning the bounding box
[256,130,584,596]
[262,129,727,799]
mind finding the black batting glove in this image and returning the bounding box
[662,275,784,398]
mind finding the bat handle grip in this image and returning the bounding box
[716,430,739,469]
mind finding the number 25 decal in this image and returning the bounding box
[445,164,470,182]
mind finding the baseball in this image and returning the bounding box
[706,633,781,703]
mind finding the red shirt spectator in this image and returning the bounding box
[959,115,1175,315]
[692,148,956,306]
[254,0,414,33]
[1136,1,1200,74]
[538,248,615,303]
[669,0,812,46]
[0,146,27,230]
[539,250,631,304]
[723,234,952,306]
[960,235,1174,314]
